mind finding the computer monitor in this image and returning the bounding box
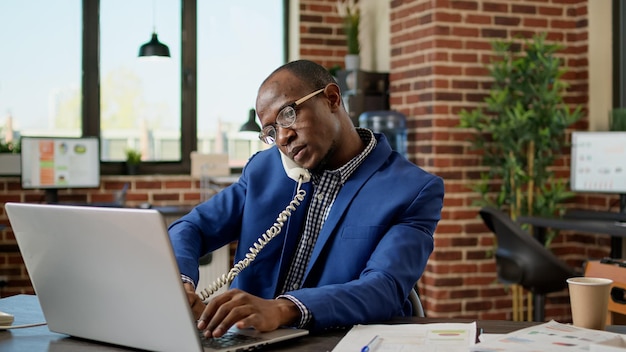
[20,136,100,204]
[570,131,626,211]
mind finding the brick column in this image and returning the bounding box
[388,0,593,320]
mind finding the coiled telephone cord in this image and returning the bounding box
[199,178,307,302]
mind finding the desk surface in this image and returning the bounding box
[517,215,626,258]
[0,294,538,352]
[517,216,626,238]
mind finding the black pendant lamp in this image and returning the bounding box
[138,33,170,57]
[138,1,170,58]
[239,109,261,133]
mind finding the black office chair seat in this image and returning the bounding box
[479,207,578,321]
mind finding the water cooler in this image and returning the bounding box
[358,110,407,158]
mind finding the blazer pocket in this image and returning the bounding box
[340,225,385,239]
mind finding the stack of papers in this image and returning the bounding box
[333,320,626,352]
[332,322,477,352]
[471,320,622,352]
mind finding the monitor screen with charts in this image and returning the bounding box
[20,136,100,203]
[570,131,626,195]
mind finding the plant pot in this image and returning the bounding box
[125,163,139,175]
[344,54,360,71]
[0,154,21,176]
[345,71,357,91]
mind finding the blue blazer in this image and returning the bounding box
[168,133,444,331]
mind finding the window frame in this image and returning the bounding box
[82,0,288,175]
[613,0,626,109]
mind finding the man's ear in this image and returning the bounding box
[325,83,342,111]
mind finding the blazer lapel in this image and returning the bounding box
[302,134,392,279]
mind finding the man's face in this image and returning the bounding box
[255,71,340,171]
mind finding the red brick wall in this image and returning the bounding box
[299,0,351,69]
[388,0,616,321]
[298,0,617,322]
[0,175,203,297]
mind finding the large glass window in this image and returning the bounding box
[100,0,181,162]
[1,0,285,173]
[196,1,284,168]
[0,0,82,140]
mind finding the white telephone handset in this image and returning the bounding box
[198,152,310,301]
[280,150,311,183]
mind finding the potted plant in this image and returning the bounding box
[610,108,626,131]
[459,33,582,243]
[0,137,21,176]
[458,33,583,321]
[336,0,360,70]
[124,148,142,175]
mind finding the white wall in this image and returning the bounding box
[288,0,300,62]
[359,0,390,72]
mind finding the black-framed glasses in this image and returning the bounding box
[259,87,325,145]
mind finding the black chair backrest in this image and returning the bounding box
[479,207,575,294]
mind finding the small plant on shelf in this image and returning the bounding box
[124,148,142,175]
[125,148,142,165]
[336,0,360,56]
[0,140,19,153]
[0,128,19,153]
[0,137,21,175]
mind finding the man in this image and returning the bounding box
[168,60,444,338]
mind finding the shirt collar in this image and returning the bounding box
[311,128,376,185]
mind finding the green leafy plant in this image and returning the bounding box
[0,138,19,155]
[0,127,19,153]
[125,148,142,165]
[328,64,342,77]
[0,140,19,153]
[459,33,583,247]
[610,108,626,131]
[336,0,360,55]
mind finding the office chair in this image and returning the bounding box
[409,284,425,317]
[479,206,577,321]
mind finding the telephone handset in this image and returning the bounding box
[198,152,310,301]
[280,151,311,183]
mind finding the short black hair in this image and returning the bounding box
[270,60,336,91]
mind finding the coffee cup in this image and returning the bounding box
[567,277,613,330]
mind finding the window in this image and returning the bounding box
[0,0,82,139]
[100,0,181,162]
[196,1,284,168]
[614,0,626,108]
[1,0,286,174]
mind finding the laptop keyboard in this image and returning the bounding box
[201,330,263,350]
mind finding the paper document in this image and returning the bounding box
[332,322,477,352]
[470,320,620,352]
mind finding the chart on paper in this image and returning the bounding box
[332,322,477,352]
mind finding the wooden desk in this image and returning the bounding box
[0,294,538,352]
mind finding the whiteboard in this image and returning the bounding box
[570,131,626,194]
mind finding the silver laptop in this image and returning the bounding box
[5,202,308,352]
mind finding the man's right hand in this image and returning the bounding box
[183,282,206,320]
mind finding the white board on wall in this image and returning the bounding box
[570,131,626,194]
